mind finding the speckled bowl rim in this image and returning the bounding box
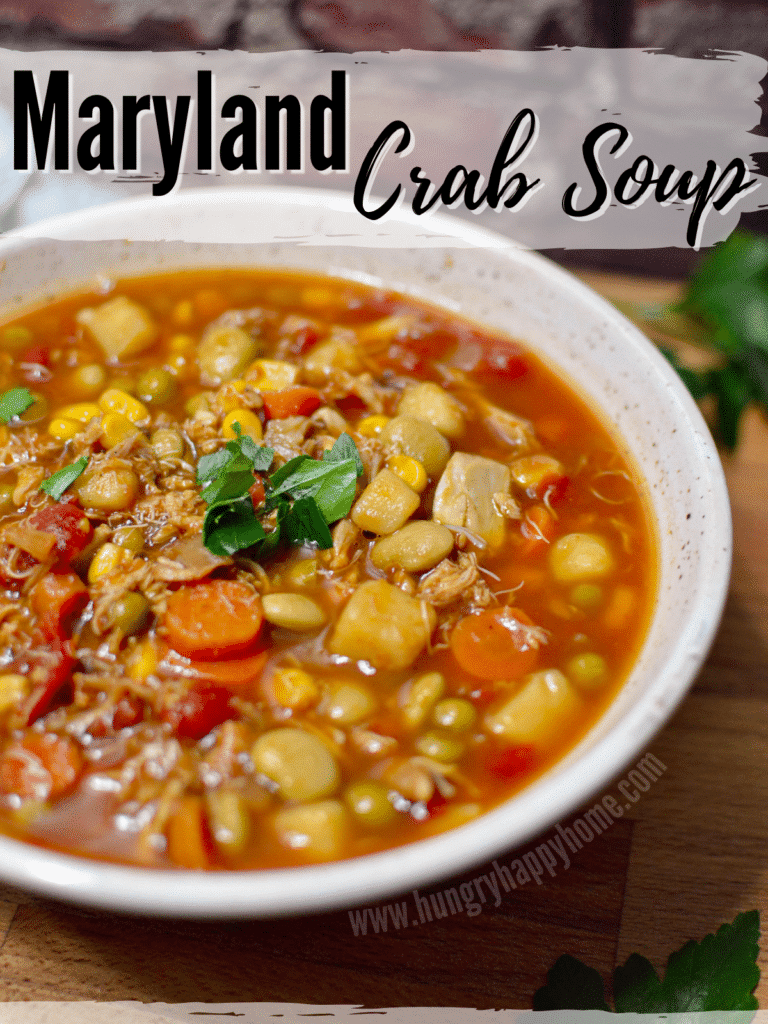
[0,187,731,918]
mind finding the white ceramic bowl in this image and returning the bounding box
[0,187,730,917]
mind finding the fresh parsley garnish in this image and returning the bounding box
[617,231,768,450]
[533,910,760,1011]
[198,424,364,558]
[0,387,35,423]
[40,455,89,501]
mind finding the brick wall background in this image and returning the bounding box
[1,0,766,274]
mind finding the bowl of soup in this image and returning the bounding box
[0,187,730,915]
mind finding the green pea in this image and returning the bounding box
[432,698,477,733]
[113,526,144,553]
[344,781,397,827]
[415,731,465,763]
[110,592,151,635]
[185,392,213,417]
[567,652,608,690]
[2,325,32,350]
[137,368,176,406]
[571,583,604,610]
[16,393,48,425]
[0,484,14,515]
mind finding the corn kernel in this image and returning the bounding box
[0,674,30,715]
[356,414,390,437]
[128,637,159,681]
[101,411,142,449]
[387,454,428,493]
[272,668,320,711]
[248,359,298,392]
[171,299,194,327]
[222,408,263,442]
[48,417,80,441]
[98,388,149,425]
[88,541,130,583]
[169,333,194,353]
[56,402,101,424]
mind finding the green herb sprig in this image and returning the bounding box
[618,231,768,450]
[40,455,89,501]
[198,425,364,558]
[0,387,34,423]
[533,909,759,1011]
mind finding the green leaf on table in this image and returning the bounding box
[40,455,89,501]
[0,387,35,422]
[660,347,712,401]
[613,910,760,1012]
[710,362,755,450]
[533,954,610,1011]
[533,911,760,1012]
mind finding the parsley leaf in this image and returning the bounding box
[613,910,760,1012]
[532,954,610,1011]
[533,911,760,1011]
[202,495,266,557]
[40,455,89,501]
[0,387,35,422]
[198,425,363,558]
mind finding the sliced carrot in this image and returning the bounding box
[0,732,82,800]
[181,650,269,687]
[164,580,263,659]
[518,504,557,558]
[450,607,541,681]
[261,386,322,420]
[166,795,210,870]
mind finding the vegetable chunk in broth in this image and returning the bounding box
[0,270,656,869]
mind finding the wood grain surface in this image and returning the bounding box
[0,272,765,1008]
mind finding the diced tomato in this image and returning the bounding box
[475,339,528,382]
[249,476,266,511]
[261,386,323,420]
[31,572,88,642]
[487,745,537,780]
[162,684,234,740]
[425,789,448,818]
[89,695,145,737]
[29,503,93,567]
[335,393,368,416]
[21,345,50,367]
[379,343,426,375]
[287,326,319,356]
[537,475,570,505]
[21,639,76,725]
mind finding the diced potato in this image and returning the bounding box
[351,468,420,535]
[371,521,454,572]
[510,454,564,494]
[328,580,437,670]
[247,358,299,392]
[398,382,465,439]
[273,799,349,860]
[380,415,450,479]
[77,296,157,359]
[302,334,362,382]
[484,669,583,750]
[197,323,259,385]
[550,533,613,583]
[432,452,511,548]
